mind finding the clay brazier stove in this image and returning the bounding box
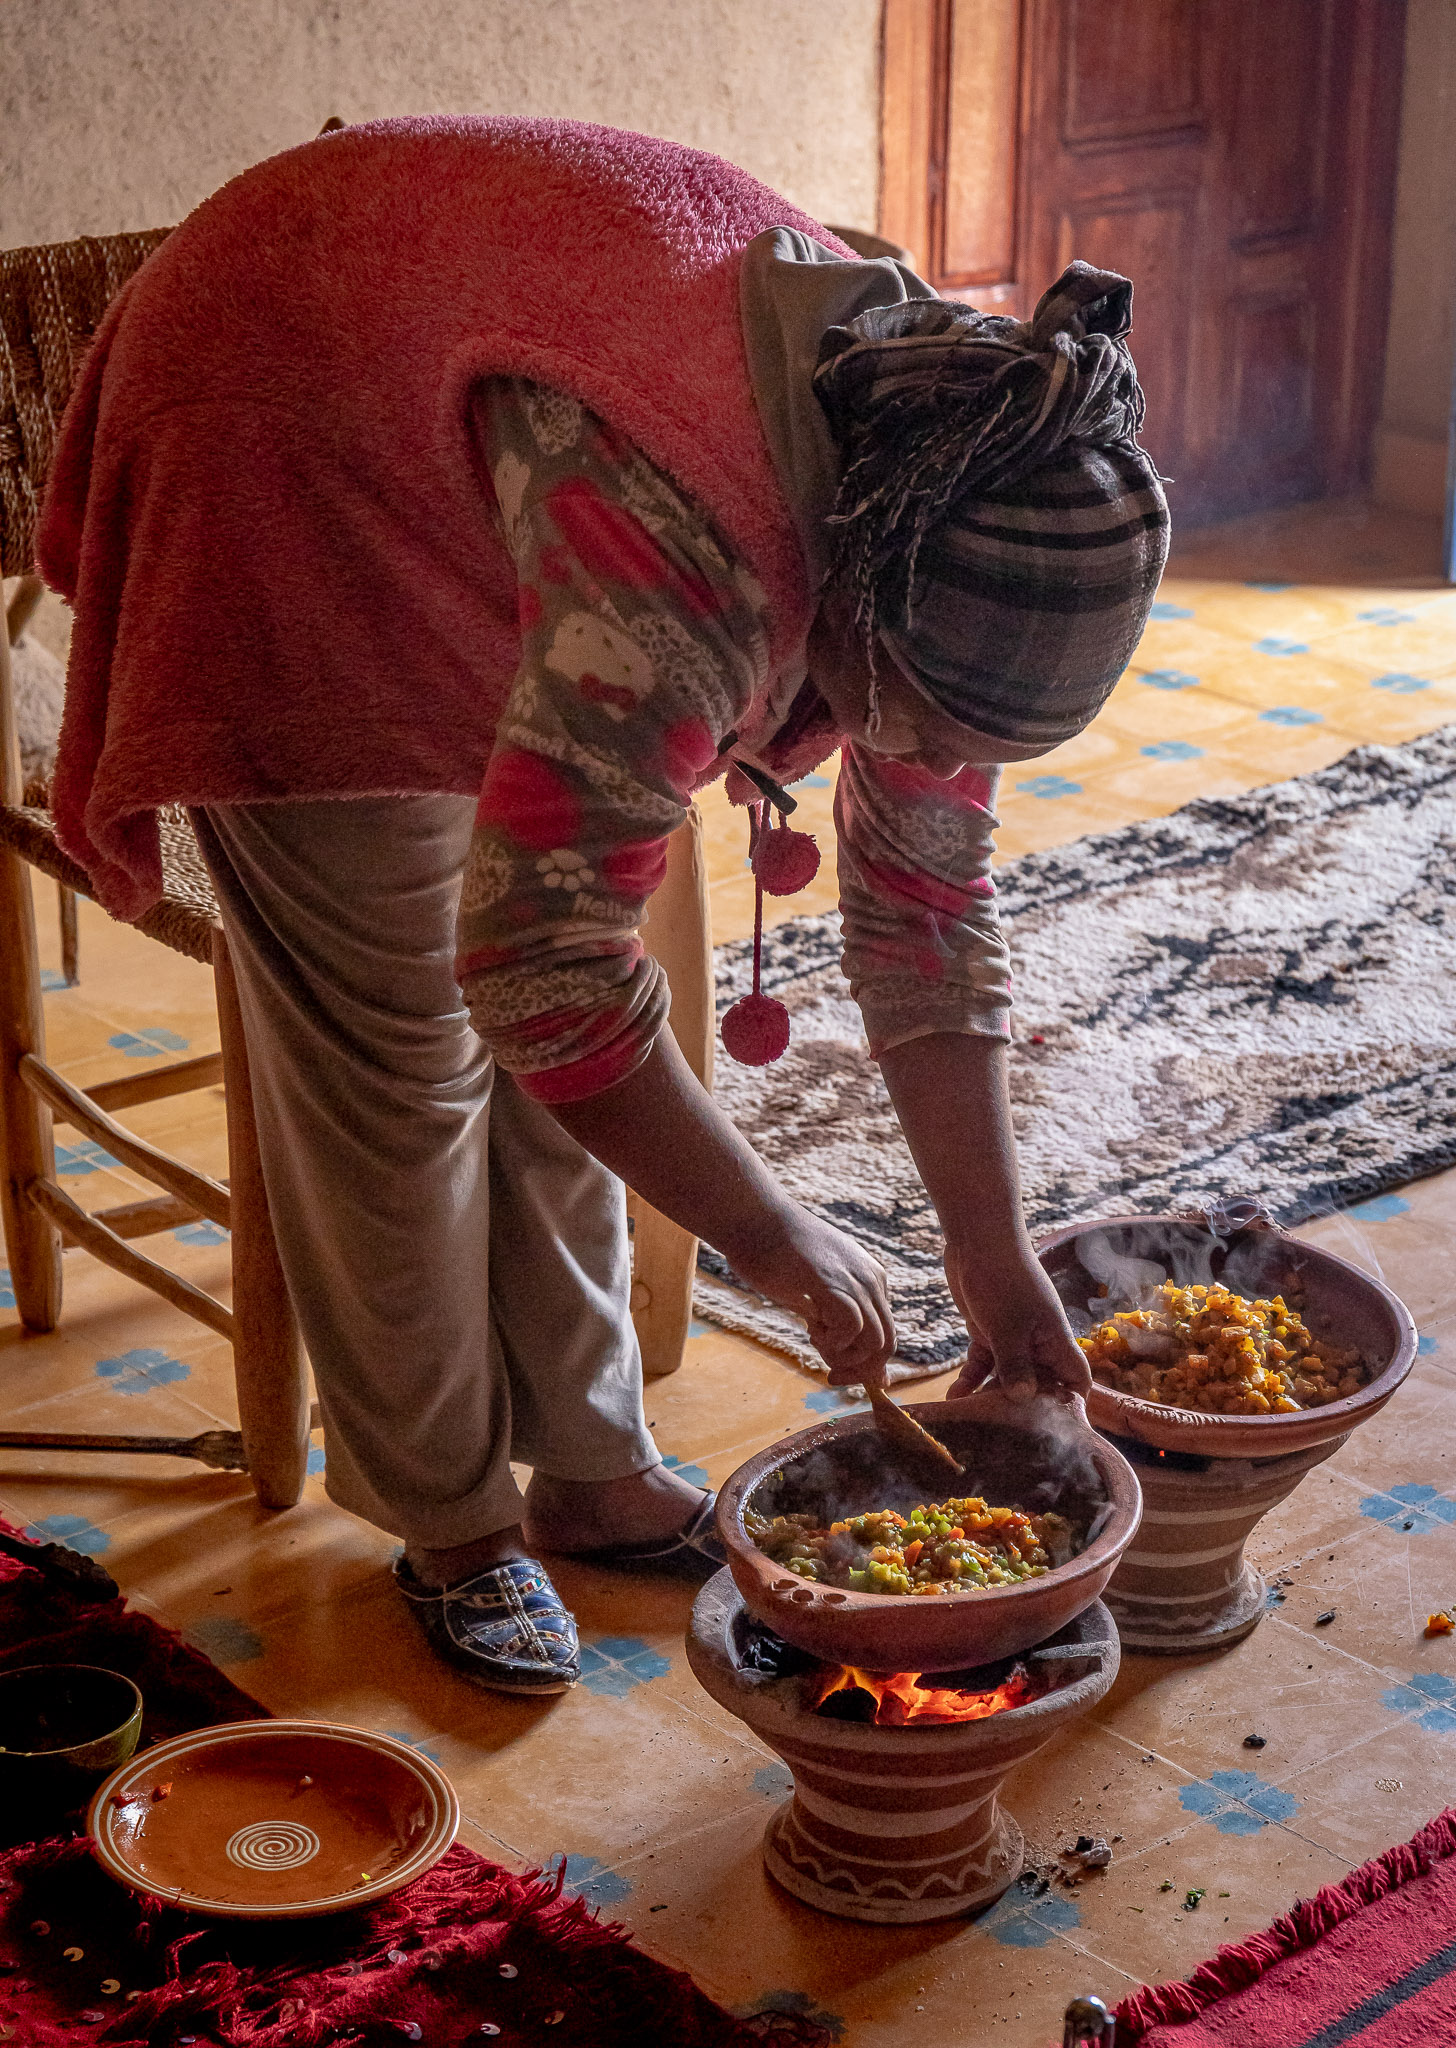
[687,1574,1118,1923]
[688,1388,1138,1923]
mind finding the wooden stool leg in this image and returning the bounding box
[213,928,310,1509]
[632,803,714,1380]
[0,849,62,1331]
[0,622,62,1331]
[58,885,79,985]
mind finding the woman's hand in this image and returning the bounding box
[943,1242,1090,1401]
[732,1203,897,1386]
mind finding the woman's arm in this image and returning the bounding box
[554,1029,895,1381]
[877,1033,1088,1396]
[830,744,1085,1395]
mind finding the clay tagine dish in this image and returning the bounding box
[1039,1209,1418,1654]
[90,1720,459,1918]
[716,1384,1142,1674]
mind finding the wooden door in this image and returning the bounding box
[880,0,1406,524]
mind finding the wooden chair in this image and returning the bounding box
[0,227,709,1503]
[0,230,310,1507]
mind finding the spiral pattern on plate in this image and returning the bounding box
[224,1820,321,1871]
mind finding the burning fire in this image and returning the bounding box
[810,1662,1050,1727]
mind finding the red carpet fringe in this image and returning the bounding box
[1112,1806,1456,2043]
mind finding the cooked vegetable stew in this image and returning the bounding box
[747,1496,1071,1596]
[1079,1280,1369,1416]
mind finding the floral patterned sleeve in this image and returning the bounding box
[457,378,770,1102]
[832,744,1012,1057]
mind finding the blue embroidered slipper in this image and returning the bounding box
[393,1555,580,1695]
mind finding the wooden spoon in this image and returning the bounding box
[867,1385,966,1480]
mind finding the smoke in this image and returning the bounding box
[1057,1218,1309,1332]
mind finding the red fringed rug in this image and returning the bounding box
[1113,1809,1456,2045]
[0,1531,828,2047]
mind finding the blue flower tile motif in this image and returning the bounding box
[1140,669,1200,690]
[183,1614,265,1664]
[1358,607,1416,626]
[559,1854,634,1908]
[1371,673,1430,694]
[1254,636,1309,656]
[55,1139,122,1177]
[174,1221,230,1247]
[803,1385,870,1416]
[1358,1482,1456,1534]
[1418,1334,1440,1356]
[738,1992,846,2040]
[94,1346,190,1395]
[39,969,69,992]
[0,1268,13,1311]
[307,1443,326,1476]
[24,1513,112,1556]
[108,1028,190,1059]
[1016,775,1082,800]
[1141,741,1205,761]
[577,1636,672,1698]
[1245,580,1293,592]
[1381,1672,1456,1733]
[1348,1193,1410,1221]
[1260,706,1323,727]
[753,1762,793,1799]
[977,1878,1082,1947]
[1149,601,1193,621]
[385,1729,442,1761]
[687,1319,717,1339]
[662,1453,709,1486]
[1179,1769,1298,1834]
[791,773,832,790]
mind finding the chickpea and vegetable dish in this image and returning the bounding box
[746,1497,1073,1597]
[1079,1280,1370,1416]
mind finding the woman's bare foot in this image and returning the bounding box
[405,1523,530,1589]
[522,1465,706,1554]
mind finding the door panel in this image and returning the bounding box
[1060,0,1201,146]
[879,0,1405,524]
[942,0,1023,282]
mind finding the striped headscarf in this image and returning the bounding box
[812,261,1170,748]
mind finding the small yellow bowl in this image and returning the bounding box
[0,1663,143,1802]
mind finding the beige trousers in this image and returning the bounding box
[193,796,659,1548]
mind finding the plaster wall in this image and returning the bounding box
[0,0,881,248]
[1373,0,1456,519]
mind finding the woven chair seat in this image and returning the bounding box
[0,799,218,965]
[0,230,173,579]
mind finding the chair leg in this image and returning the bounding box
[632,804,715,1380]
[0,844,63,1330]
[58,884,79,985]
[212,927,310,1509]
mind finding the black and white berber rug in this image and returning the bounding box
[696,725,1456,1381]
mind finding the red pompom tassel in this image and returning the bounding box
[753,818,821,897]
[721,990,791,1066]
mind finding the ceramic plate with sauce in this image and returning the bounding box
[88,1720,459,1918]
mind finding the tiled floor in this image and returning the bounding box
[3,497,1455,2044]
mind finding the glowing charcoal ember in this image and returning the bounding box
[809,1661,1051,1726]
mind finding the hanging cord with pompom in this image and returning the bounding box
[720,772,822,1066]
